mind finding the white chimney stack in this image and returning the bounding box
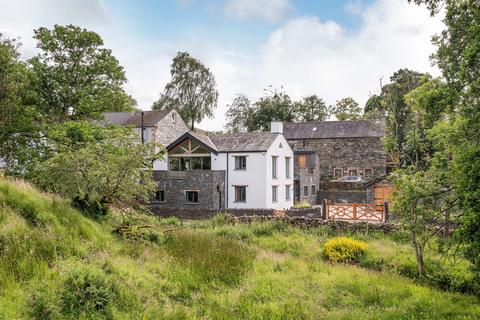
[270,120,283,134]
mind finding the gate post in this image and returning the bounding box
[322,199,327,220]
[383,201,389,222]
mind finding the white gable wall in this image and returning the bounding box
[265,135,294,209]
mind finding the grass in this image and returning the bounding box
[0,178,479,319]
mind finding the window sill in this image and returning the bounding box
[152,201,165,203]
[234,169,246,171]
[185,203,199,205]
[234,201,246,203]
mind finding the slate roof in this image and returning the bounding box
[283,120,385,139]
[166,132,218,154]
[208,132,279,152]
[101,110,171,127]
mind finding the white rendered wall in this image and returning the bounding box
[225,152,267,209]
[265,135,294,209]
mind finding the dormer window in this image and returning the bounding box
[171,113,176,123]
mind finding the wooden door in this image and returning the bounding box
[374,185,393,205]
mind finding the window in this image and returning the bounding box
[234,186,246,202]
[272,156,278,178]
[285,157,291,178]
[285,185,291,200]
[364,168,373,179]
[154,190,165,202]
[304,186,309,196]
[169,156,211,171]
[311,185,316,195]
[235,156,246,170]
[298,155,306,168]
[348,169,358,176]
[272,186,278,202]
[185,191,199,204]
[171,113,176,123]
[334,168,343,178]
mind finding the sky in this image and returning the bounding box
[0,0,443,130]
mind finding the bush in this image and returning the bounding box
[60,267,116,316]
[323,237,367,263]
[293,201,312,209]
[165,230,254,285]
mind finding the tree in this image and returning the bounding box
[34,122,159,215]
[363,94,384,119]
[29,24,135,123]
[407,0,480,284]
[331,97,362,121]
[247,87,295,131]
[153,52,218,130]
[294,95,329,122]
[224,94,252,133]
[0,35,44,176]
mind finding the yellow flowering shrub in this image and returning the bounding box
[323,237,367,263]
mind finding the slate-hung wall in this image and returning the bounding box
[289,136,387,180]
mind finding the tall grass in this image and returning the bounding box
[165,230,255,286]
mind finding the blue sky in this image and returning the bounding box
[0,0,442,130]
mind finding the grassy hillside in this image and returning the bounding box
[0,178,479,319]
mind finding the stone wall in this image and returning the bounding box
[152,170,225,209]
[155,110,189,146]
[150,207,323,219]
[288,137,387,180]
[294,153,320,205]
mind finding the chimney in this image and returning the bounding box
[270,119,283,134]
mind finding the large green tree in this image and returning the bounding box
[224,94,252,133]
[294,95,329,122]
[30,24,135,122]
[247,87,295,132]
[406,0,480,284]
[153,52,218,130]
[0,35,44,175]
[331,97,362,121]
[34,122,158,215]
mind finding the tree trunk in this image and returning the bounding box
[412,230,426,275]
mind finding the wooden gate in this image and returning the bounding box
[374,185,393,205]
[327,203,385,222]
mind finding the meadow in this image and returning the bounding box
[0,178,479,319]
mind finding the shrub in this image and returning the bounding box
[60,267,116,316]
[293,201,312,209]
[323,237,367,263]
[165,230,254,285]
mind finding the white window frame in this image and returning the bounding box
[234,185,247,203]
[272,156,278,179]
[285,185,291,200]
[285,157,291,178]
[272,185,278,202]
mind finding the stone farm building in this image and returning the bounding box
[101,110,390,209]
[102,111,293,210]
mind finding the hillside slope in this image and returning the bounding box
[0,178,479,319]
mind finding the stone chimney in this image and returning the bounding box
[270,119,283,134]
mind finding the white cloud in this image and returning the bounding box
[0,0,443,131]
[224,0,293,23]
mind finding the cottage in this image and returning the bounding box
[152,120,294,209]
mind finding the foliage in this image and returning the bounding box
[33,122,159,215]
[406,0,480,284]
[293,201,312,209]
[165,230,255,285]
[323,237,368,263]
[153,51,218,130]
[0,35,44,177]
[30,24,135,122]
[60,266,116,316]
[1,179,479,319]
[246,87,295,131]
[331,97,362,121]
[224,94,252,133]
[294,94,329,122]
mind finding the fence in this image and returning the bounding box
[325,202,387,223]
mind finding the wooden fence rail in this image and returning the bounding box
[327,203,385,222]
